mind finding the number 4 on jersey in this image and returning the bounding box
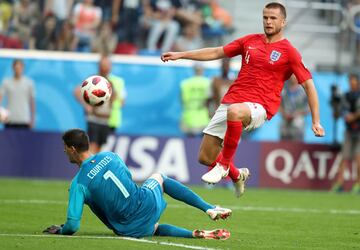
[245,50,250,64]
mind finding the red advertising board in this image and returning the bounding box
[259,142,358,191]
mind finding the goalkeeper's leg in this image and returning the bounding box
[160,174,232,220]
[154,224,230,240]
[162,174,214,212]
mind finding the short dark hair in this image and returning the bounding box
[265,2,287,19]
[62,129,89,152]
[13,59,24,67]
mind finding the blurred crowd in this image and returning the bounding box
[0,0,234,55]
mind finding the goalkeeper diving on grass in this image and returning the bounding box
[43,129,231,240]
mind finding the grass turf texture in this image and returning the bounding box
[0,178,359,250]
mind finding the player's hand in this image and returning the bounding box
[312,123,325,137]
[43,224,63,234]
[161,52,181,62]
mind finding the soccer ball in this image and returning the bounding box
[81,75,112,106]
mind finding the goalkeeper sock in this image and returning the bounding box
[163,176,214,212]
[154,224,193,238]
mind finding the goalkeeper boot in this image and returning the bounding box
[193,229,230,240]
[206,206,232,221]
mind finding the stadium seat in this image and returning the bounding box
[0,34,23,49]
[114,42,138,55]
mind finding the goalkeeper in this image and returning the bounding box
[43,129,231,240]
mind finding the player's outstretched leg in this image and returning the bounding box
[202,119,243,184]
[162,175,232,220]
[154,224,193,238]
[205,152,250,198]
[154,224,230,240]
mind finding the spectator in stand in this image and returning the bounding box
[30,14,57,50]
[0,59,36,129]
[0,0,12,34]
[180,63,211,137]
[332,74,360,194]
[174,23,203,52]
[43,0,74,25]
[209,0,233,30]
[72,0,102,52]
[172,0,203,26]
[114,0,143,46]
[279,75,310,141]
[143,0,180,53]
[201,0,233,45]
[10,0,40,48]
[91,21,118,54]
[94,0,120,21]
[55,20,79,51]
[171,0,202,51]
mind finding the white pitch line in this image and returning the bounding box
[1,199,359,215]
[0,199,66,205]
[0,233,220,250]
[170,204,360,215]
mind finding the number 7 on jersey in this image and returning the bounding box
[103,170,130,198]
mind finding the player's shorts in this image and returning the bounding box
[203,103,267,139]
[133,178,167,237]
[87,121,111,146]
[342,131,360,159]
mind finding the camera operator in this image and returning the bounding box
[331,73,360,194]
[330,84,342,120]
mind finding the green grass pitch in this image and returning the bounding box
[0,178,359,250]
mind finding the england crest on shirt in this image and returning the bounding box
[270,50,282,62]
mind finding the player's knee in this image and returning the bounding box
[150,173,164,185]
[227,104,250,122]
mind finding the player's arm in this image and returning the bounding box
[301,79,325,137]
[289,47,325,137]
[43,182,86,235]
[161,47,225,62]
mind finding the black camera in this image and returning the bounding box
[330,84,342,119]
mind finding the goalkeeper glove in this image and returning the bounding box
[43,224,63,234]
